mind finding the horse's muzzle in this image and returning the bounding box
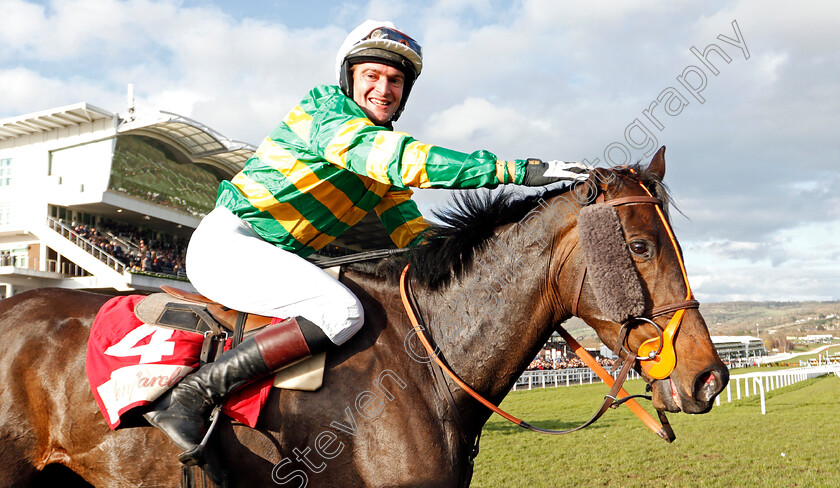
[651,364,729,414]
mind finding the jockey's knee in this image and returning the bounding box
[317,292,364,346]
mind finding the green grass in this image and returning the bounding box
[472,375,840,488]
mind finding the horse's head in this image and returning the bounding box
[552,147,728,414]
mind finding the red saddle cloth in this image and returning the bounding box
[86,295,273,429]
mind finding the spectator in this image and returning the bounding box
[68,221,188,277]
[526,353,614,371]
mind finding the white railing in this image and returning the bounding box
[46,216,127,274]
[0,254,25,268]
[0,256,88,277]
[512,367,641,391]
[104,230,141,254]
[716,364,840,414]
[512,364,840,414]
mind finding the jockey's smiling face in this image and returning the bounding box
[352,62,404,125]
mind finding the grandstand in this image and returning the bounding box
[711,335,767,363]
[0,97,393,298]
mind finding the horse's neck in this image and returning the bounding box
[413,217,577,431]
[339,192,582,450]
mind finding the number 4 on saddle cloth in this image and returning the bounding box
[85,288,326,430]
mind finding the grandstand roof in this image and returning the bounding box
[0,102,114,141]
[0,103,254,177]
[1,101,394,253]
[118,110,255,176]
[712,336,762,344]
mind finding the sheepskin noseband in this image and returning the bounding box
[577,204,645,323]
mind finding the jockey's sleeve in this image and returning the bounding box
[373,188,429,248]
[292,85,527,189]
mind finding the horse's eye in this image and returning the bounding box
[629,240,649,255]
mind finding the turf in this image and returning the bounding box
[471,374,839,487]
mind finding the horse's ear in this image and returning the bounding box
[647,146,666,180]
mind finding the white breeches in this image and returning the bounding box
[185,207,364,346]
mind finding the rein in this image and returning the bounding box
[311,247,412,268]
[400,265,647,437]
[398,180,697,448]
[400,265,675,445]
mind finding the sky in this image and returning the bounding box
[1,0,838,302]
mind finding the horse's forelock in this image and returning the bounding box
[611,164,674,219]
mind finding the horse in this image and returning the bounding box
[0,147,728,487]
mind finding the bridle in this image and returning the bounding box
[571,184,699,380]
[398,179,699,454]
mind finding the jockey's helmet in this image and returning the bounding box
[336,20,423,122]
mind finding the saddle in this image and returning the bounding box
[135,285,325,391]
[137,286,273,338]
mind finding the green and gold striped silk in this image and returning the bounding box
[216,85,526,256]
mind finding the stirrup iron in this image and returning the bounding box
[178,405,222,465]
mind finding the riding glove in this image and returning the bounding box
[522,159,589,186]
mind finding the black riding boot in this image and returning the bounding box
[144,316,320,465]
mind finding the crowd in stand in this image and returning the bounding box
[70,221,187,277]
[527,354,615,370]
[61,216,369,278]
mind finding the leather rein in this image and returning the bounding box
[398,181,700,450]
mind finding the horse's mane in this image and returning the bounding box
[350,186,566,287]
[347,163,672,289]
[411,186,570,288]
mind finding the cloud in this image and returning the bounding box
[0,67,117,114]
[0,0,47,56]
[684,218,840,301]
[2,0,839,301]
[689,264,840,302]
[688,239,790,267]
[422,97,552,150]
[670,171,840,245]
[0,0,349,143]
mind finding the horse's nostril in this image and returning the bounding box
[695,371,719,402]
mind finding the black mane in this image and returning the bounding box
[408,187,567,288]
[347,186,567,288]
[346,163,672,288]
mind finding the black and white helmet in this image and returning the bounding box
[336,20,423,122]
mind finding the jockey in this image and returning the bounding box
[143,19,587,465]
